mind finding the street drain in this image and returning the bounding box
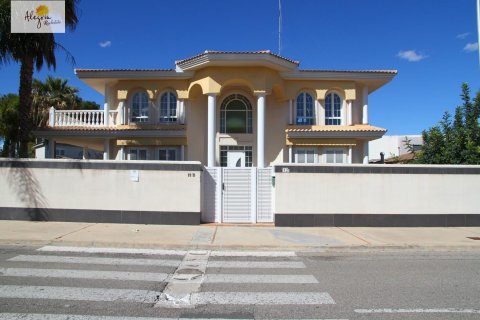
[467,237,480,240]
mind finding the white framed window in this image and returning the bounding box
[130,91,149,123]
[296,92,314,125]
[159,91,177,123]
[325,148,345,164]
[294,148,316,163]
[158,147,179,161]
[325,92,342,125]
[220,94,253,134]
[128,148,149,160]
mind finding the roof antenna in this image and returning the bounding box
[278,0,282,56]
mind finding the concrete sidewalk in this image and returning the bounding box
[1,221,480,251]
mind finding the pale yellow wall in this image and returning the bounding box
[185,95,208,164]
[265,96,289,165]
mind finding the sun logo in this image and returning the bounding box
[35,5,49,16]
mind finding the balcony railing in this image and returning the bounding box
[49,107,118,128]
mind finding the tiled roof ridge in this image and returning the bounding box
[176,50,300,65]
[75,68,175,72]
[299,69,397,74]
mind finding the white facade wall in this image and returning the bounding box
[0,160,201,214]
[275,165,480,215]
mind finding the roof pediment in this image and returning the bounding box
[175,50,299,72]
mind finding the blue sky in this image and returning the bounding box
[0,0,479,135]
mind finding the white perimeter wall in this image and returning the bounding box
[0,160,202,213]
[275,165,480,215]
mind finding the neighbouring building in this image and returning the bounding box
[34,50,397,167]
[369,135,423,163]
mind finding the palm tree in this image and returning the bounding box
[0,0,78,157]
[32,76,80,127]
[0,94,19,157]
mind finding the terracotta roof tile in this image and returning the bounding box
[286,125,387,133]
[176,50,300,65]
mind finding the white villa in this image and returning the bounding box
[35,50,397,167]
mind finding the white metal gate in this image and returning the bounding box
[202,167,274,223]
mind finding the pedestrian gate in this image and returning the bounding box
[202,167,274,223]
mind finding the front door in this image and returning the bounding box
[227,151,245,167]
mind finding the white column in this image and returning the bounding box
[347,100,353,125]
[207,93,217,167]
[348,146,353,164]
[49,107,55,127]
[120,146,125,160]
[288,99,293,125]
[257,93,266,168]
[288,145,293,163]
[104,84,110,127]
[362,86,368,124]
[103,139,110,160]
[179,99,185,124]
[181,145,185,161]
[363,141,369,164]
[118,100,125,125]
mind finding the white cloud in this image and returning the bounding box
[463,42,479,53]
[397,50,428,62]
[99,40,112,48]
[456,32,470,39]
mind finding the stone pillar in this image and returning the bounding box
[179,99,186,124]
[181,145,185,161]
[318,99,325,125]
[257,93,266,168]
[362,86,368,124]
[288,145,293,163]
[363,141,369,164]
[348,146,353,164]
[207,93,217,167]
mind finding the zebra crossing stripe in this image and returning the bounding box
[191,292,335,305]
[204,274,318,284]
[208,260,305,269]
[0,314,347,320]
[0,286,334,305]
[0,315,174,320]
[0,268,169,282]
[8,255,181,267]
[355,308,480,314]
[210,251,296,257]
[38,246,297,258]
[0,285,159,303]
[37,246,187,256]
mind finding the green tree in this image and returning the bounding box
[416,83,480,164]
[31,76,100,127]
[0,0,79,157]
[32,76,80,127]
[0,94,19,157]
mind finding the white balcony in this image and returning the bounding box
[48,107,118,128]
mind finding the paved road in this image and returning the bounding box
[0,245,479,319]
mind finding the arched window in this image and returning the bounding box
[130,91,149,123]
[296,92,314,125]
[220,94,252,134]
[325,92,342,125]
[159,91,177,123]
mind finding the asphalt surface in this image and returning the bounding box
[0,245,479,319]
